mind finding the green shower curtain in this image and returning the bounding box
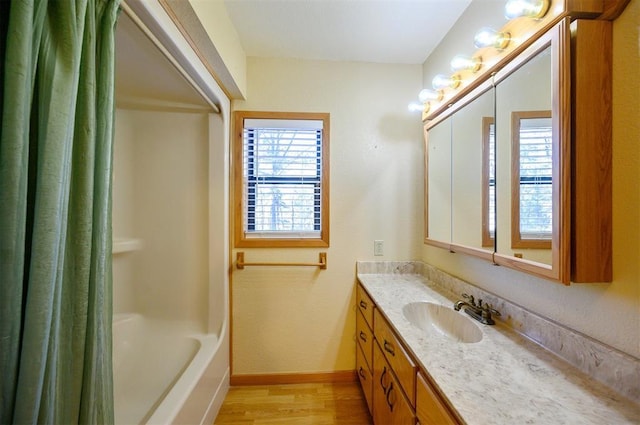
[0,0,121,423]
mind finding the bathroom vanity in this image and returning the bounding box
[355,262,640,424]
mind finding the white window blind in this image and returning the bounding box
[519,122,552,239]
[242,119,323,237]
[488,122,496,238]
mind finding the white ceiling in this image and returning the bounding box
[223,0,474,65]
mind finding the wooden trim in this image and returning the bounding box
[232,111,330,248]
[570,19,612,282]
[230,371,358,386]
[449,243,494,262]
[598,0,631,19]
[423,124,430,243]
[510,110,553,250]
[554,18,572,284]
[157,0,237,100]
[565,0,603,17]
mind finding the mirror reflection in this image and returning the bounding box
[425,117,452,243]
[511,111,552,249]
[482,117,495,248]
[451,88,494,253]
[495,45,552,264]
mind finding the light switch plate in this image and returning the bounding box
[374,240,384,256]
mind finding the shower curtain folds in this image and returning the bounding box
[0,0,121,423]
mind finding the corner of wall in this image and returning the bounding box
[185,0,247,99]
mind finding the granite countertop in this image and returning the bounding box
[357,272,640,425]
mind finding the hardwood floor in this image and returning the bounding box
[214,382,373,424]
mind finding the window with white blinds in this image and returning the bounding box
[516,116,552,241]
[233,112,330,248]
[482,117,496,248]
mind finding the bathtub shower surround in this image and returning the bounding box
[357,261,640,407]
[111,2,231,423]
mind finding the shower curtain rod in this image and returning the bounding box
[120,1,221,114]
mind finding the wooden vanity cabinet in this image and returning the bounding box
[356,283,462,424]
[356,342,374,412]
[416,373,458,425]
[373,342,416,425]
[374,309,417,404]
[356,285,375,413]
[357,284,375,327]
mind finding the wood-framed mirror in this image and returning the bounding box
[492,19,570,282]
[423,8,618,284]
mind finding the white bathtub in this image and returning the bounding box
[113,313,229,424]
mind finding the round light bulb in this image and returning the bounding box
[474,27,510,49]
[450,55,482,73]
[505,0,550,19]
[408,102,424,113]
[418,89,443,103]
[432,74,461,91]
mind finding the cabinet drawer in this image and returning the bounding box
[356,310,373,368]
[416,373,458,425]
[357,284,375,328]
[356,343,373,414]
[374,309,417,405]
[373,342,416,425]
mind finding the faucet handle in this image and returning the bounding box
[462,293,476,306]
[480,303,501,319]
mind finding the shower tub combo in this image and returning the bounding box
[111,1,231,423]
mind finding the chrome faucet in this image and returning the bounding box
[454,293,501,325]
[454,293,477,312]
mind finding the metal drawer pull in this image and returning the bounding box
[383,339,395,356]
[359,331,367,342]
[386,382,396,412]
[379,366,389,392]
[359,300,368,309]
[358,367,367,379]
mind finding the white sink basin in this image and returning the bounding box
[402,302,483,343]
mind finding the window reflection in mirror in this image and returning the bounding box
[511,111,552,249]
[425,117,452,244]
[495,44,552,265]
[482,117,495,248]
[451,88,494,253]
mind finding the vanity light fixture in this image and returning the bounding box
[418,89,444,103]
[408,102,425,113]
[473,27,511,49]
[450,55,483,73]
[432,74,461,91]
[504,0,550,19]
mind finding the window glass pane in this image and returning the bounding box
[250,184,319,232]
[251,129,319,178]
[519,123,552,237]
[242,124,322,234]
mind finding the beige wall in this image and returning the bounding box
[231,57,424,375]
[189,0,247,98]
[422,1,640,358]
[422,0,505,87]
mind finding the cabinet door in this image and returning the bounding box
[356,309,373,368]
[374,309,417,404]
[357,284,375,328]
[356,343,373,414]
[416,373,458,425]
[373,343,415,425]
